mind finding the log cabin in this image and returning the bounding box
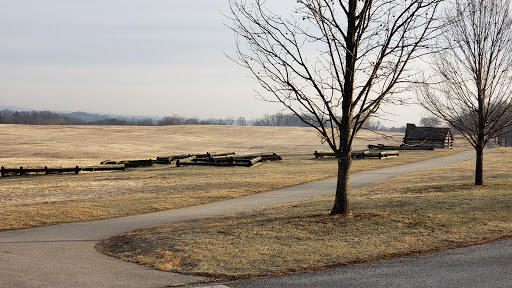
[403,123,453,148]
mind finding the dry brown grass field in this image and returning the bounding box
[99,148,512,279]
[0,124,461,231]
[0,124,402,165]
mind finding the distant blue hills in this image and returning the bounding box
[0,106,153,123]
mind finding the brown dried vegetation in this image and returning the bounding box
[1,124,452,230]
[99,148,512,279]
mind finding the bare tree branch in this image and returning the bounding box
[418,0,512,185]
[227,0,442,214]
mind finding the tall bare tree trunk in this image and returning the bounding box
[331,152,352,215]
[230,0,443,215]
[330,0,357,215]
[474,75,485,186]
[419,0,512,188]
[475,144,484,185]
[475,99,484,185]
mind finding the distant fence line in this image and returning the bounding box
[0,165,125,177]
[0,152,282,178]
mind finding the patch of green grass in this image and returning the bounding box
[97,148,512,279]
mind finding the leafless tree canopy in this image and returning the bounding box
[418,0,512,185]
[228,0,441,153]
[228,0,441,214]
[420,116,443,127]
[419,0,512,144]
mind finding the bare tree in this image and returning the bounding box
[136,118,155,126]
[420,116,442,127]
[237,116,247,126]
[224,117,236,125]
[252,113,309,127]
[418,0,512,185]
[158,115,184,126]
[227,0,442,214]
[362,117,382,131]
[183,116,200,125]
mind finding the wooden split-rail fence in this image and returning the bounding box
[314,150,399,159]
[368,144,436,151]
[1,152,283,177]
[1,165,125,177]
[100,159,154,168]
[176,153,282,167]
[156,152,237,165]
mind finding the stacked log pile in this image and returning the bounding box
[314,150,399,159]
[1,152,282,177]
[352,150,399,159]
[100,159,154,168]
[368,144,436,151]
[176,153,282,167]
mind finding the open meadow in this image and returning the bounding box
[99,148,512,279]
[0,124,462,230]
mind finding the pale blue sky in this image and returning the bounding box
[0,0,423,126]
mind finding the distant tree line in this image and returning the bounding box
[0,110,156,126]
[0,109,411,131]
[362,118,407,133]
[0,109,314,127]
[0,110,86,125]
[157,115,241,126]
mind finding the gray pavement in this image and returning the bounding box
[0,150,486,288]
[221,238,512,288]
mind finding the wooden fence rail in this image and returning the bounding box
[1,165,125,177]
[352,150,399,159]
[1,152,281,177]
[314,151,337,158]
[315,150,399,159]
[79,165,126,172]
[176,153,280,167]
[368,144,436,151]
[101,159,153,168]
[1,166,80,176]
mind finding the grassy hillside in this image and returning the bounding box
[0,124,407,166]
[0,124,461,231]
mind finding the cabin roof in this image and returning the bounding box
[404,123,452,141]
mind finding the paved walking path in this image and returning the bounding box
[224,238,512,288]
[0,150,477,288]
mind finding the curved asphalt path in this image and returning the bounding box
[0,150,493,288]
[219,238,512,288]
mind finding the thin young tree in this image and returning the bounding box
[418,0,512,185]
[227,0,442,215]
